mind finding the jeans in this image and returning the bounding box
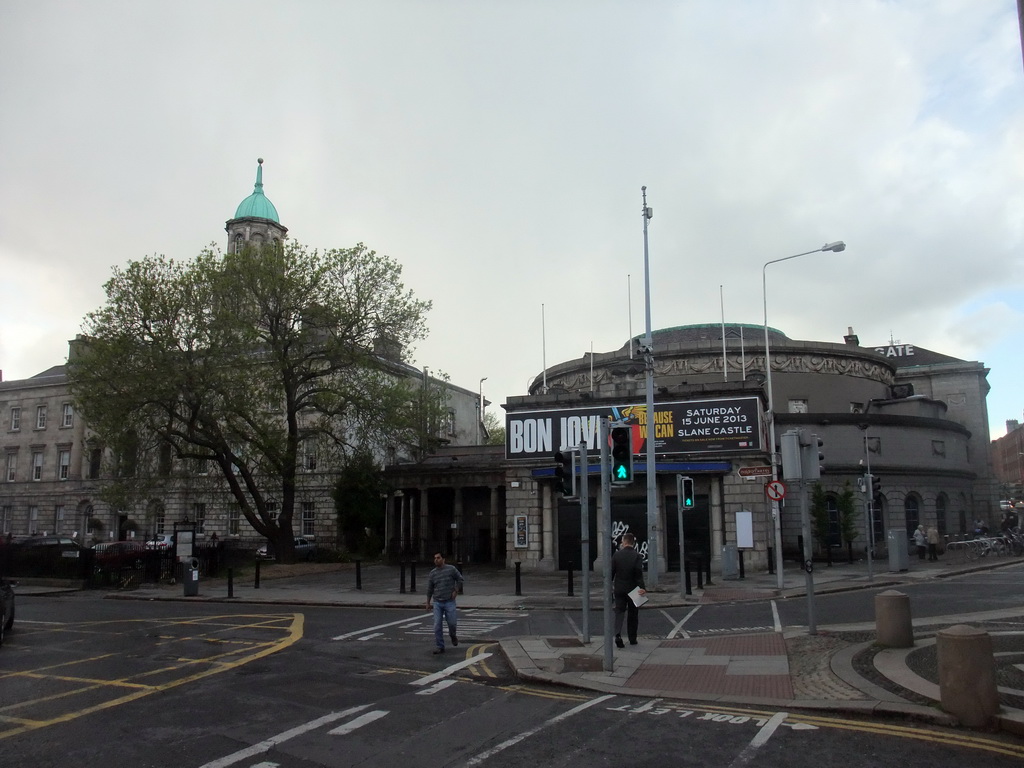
[433,599,457,649]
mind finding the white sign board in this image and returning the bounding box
[736,510,754,549]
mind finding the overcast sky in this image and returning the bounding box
[1,1,1022,440]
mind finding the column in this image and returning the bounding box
[489,485,500,565]
[418,488,430,560]
[538,481,555,571]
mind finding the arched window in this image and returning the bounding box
[935,494,948,538]
[234,234,244,254]
[825,494,841,548]
[904,494,921,539]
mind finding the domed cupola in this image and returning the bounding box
[225,158,288,253]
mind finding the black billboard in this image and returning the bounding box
[505,396,762,460]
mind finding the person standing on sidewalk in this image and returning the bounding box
[913,525,927,559]
[926,526,940,561]
[425,552,463,655]
[611,532,646,648]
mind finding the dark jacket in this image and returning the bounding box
[611,545,645,595]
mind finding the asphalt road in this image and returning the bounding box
[2,580,1023,767]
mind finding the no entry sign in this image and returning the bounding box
[765,480,786,501]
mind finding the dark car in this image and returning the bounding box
[93,541,146,571]
[0,578,14,646]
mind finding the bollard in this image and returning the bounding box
[515,561,522,596]
[704,555,713,586]
[410,561,417,593]
[683,559,692,595]
[874,589,913,648]
[399,561,406,594]
[356,559,362,590]
[695,557,704,589]
[254,558,261,589]
[767,546,775,575]
[739,550,745,579]
[567,564,574,597]
[228,568,234,599]
[937,624,999,727]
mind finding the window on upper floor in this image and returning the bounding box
[35,405,47,429]
[61,403,74,428]
[5,452,16,482]
[228,505,241,535]
[88,447,102,479]
[32,450,43,481]
[10,406,20,431]
[58,450,71,480]
[302,439,317,472]
[193,503,206,534]
[301,502,315,537]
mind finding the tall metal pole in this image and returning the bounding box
[579,443,590,643]
[600,418,614,672]
[641,187,659,587]
[762,242,845,590]
[863,435,874,583]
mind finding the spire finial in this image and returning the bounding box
[254,158,264,193]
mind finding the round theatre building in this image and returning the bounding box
[501,323,995,574]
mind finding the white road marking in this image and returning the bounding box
[332,614,432,640]
[770,600,782,632]
[667,605,700,639]
[416,679,459,695]
[726,711,788,768]
[198,705,372,768]
[411,653,493,686]
[462,694,616,767]
[358,632,383,641]
[249,763,279,768]
[326,710,388,736]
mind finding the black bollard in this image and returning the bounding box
[254,558,261,589]
[739,550,745,579]
[704,555,713,586]
[515,561,522,596]
[684,559,692,595]
[767,546,775,575]
[228,568,234,598]
[567,563,574,597]
[356,559,362,590]
[410,561,417,593]
[399,561,407,594]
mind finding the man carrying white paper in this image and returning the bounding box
[611,532,646,648]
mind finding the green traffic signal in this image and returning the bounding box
[610,426,633,485]
[682,476,695,508]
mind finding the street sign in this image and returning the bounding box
[765,480,786,501]
[738,466,773,478]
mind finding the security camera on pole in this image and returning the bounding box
[780,428,823,635]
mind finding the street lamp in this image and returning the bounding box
[478,377,488,445]
[763,241,846,589]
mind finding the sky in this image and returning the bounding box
[1,0,1023,440]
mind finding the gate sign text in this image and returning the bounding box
[505,397,762,460]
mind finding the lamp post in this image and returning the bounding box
[640,187,660,586]
[478,377,488,445]
[763,241,846,589]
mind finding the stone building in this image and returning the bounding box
[0,161,483,548]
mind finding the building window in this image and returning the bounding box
[193,457,209,475]
[32,451,43,481]
[303,440,317,472]
[154,507,167,535]
[158,444,173,477]
[788,399,808,414]
[88,447,102,479]
[10,407,20,431]
[193,503,206,534]
[0,505,10,534]
[58,450,71,480]
[29,505,39,533]
[936,495,948,538]
[54,505,65,533]
[447,410,457,436]
[904,495,920,539]
[61,403,74,427]
[228,505,241,536]
[301,502,315,537]
[35,405,47,429]
[5,452,16,482]
[824,495,841,548]
[266,501,279,524]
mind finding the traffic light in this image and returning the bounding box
[800,431,824,480]
[610,426,634,485]
[871,474,882,503]
[780,430,802,480]
[554,450,576,496]
[681,476,695,509]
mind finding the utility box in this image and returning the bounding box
[887,529,909,572]
[721,543,739,580]
[183,556,200,596]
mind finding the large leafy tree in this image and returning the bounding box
[70,241,446,562]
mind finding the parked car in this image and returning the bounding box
[144,534,174,551]
[0,578,14,646]
[256,537,316,561]
[92,541,146,571]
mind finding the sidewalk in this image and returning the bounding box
[16,553,1024,734]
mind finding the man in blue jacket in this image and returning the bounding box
[426,552,464,654]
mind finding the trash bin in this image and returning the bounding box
[721,543,739,580]
[887,529,909,572]
[183,557,200,596]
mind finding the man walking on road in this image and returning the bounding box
[426,552,464,655]
[612,532,646,648]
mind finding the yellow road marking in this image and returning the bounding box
[0,613,303,741]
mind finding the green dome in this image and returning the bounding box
[233,158,280,222]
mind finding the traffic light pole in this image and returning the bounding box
[676,475,688,598]
[600,418,614,672]
[640,187,659,588]
[863,435,874,583]
[578,442,590,643]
